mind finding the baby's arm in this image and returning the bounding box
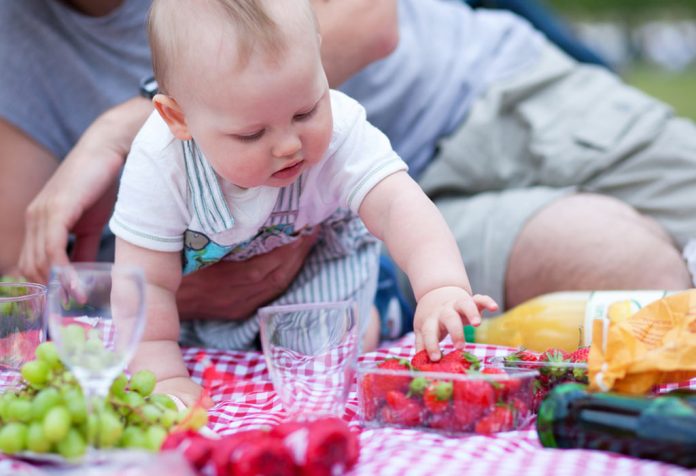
[359,171,498,360]
[115,237,202,406]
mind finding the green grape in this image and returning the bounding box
[43,406,71,443]
[62,324,86,354]
[123,392,145,409]
[35,342,62,370]
[119,426,146,449]
[160,409,178,429]
[179,406,208,431]
[145,426,168,451]
[0,302,15,316]
[26,422,51,453]
[85,335,105,354]
[0,422,27,454]
[0,393,16,421]
[20,360,51,387]
[63,389,87,424]
[149,393,178,412]
[140,404,162,424]
[129,370,156,397]
[31,387,62,421]
[110,373,128,399]
[62,371,76,385]
[56,428,86,459]
[85,413,98,446]
[8,398,32,423]
[97,411,124,448]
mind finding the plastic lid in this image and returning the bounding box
[464,325,476,342]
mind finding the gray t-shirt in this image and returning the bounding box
[340,0,544,179]
[0,0,151,160]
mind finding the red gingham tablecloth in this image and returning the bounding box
[2,335,695,476]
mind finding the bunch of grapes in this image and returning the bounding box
[0,341,208,459]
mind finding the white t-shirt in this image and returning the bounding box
[110,90,407,255]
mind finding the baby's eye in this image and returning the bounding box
[234,130,265,142]
[294,105,318,121]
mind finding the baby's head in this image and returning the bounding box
[148,0,332,189]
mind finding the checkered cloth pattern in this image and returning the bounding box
[2,335,696,475]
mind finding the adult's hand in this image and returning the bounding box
[19,97,152,283]
[311,0,399,87]
[177,231,319,320]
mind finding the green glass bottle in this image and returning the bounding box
[537,383,696,468]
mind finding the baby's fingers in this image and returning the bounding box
[455,298,482,327]
[473,294,498,313]
[422,317,442,361]
[441,308,466,349]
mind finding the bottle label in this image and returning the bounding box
[583,291,672,347]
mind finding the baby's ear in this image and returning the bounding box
[152,94,192,140]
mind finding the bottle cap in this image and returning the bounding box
[464,325,475,343]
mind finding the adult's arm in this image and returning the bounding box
[19,97,153,283]
[311,0,399,87]
[0,119,58,276]
[17,95,317,318]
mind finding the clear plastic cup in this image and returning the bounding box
[0,282,46,388]
[258,301,359,419]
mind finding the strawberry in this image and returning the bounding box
[531,381,549,412]
[408,376,429,397]
[273,418,360,476]
[572,367,588,383]
[539,348,571,380]
[452,379,494,428]
[423,381,453,413]
[214,430,295,476]
[434,360,467,374]
[503,349,540,370]
[161,430,213,472]
[510,397,529,418]
[440,350,481,371]
[569,347,590,382]
[569,346,590,363]
[411,349,436,371]
[359,374,379,420]
[481,367,521,399]
[382,390,421,426]
[427,408,456,431]
[474,405,515,435]
[373,358,412,397]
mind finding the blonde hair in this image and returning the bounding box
[149,0,296,94]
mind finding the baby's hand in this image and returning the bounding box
[154,376,210,409]
[413,286,498,361]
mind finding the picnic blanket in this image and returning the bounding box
[1,335,695,475]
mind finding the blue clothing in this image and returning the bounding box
[339,0,544,179]
[0,0,151,160]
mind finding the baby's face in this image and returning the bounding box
[174,13,332,189]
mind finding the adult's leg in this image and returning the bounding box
[0,119,58,275]
[505,193,691,308]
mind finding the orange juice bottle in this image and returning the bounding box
[464,290,673,353]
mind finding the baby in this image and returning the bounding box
[110,0,497,404]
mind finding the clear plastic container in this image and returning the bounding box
[356,363,538,435]
[489,357,588,412]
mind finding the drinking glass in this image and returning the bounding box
[46,263,146,429]
[258,301,359,419]
[0,282,46,389]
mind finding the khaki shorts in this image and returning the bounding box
[412,42,696,308]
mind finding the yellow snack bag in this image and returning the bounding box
[588,289,696,394]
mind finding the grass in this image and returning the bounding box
[622,63,696,121]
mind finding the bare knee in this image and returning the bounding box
[506,194,691,307]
